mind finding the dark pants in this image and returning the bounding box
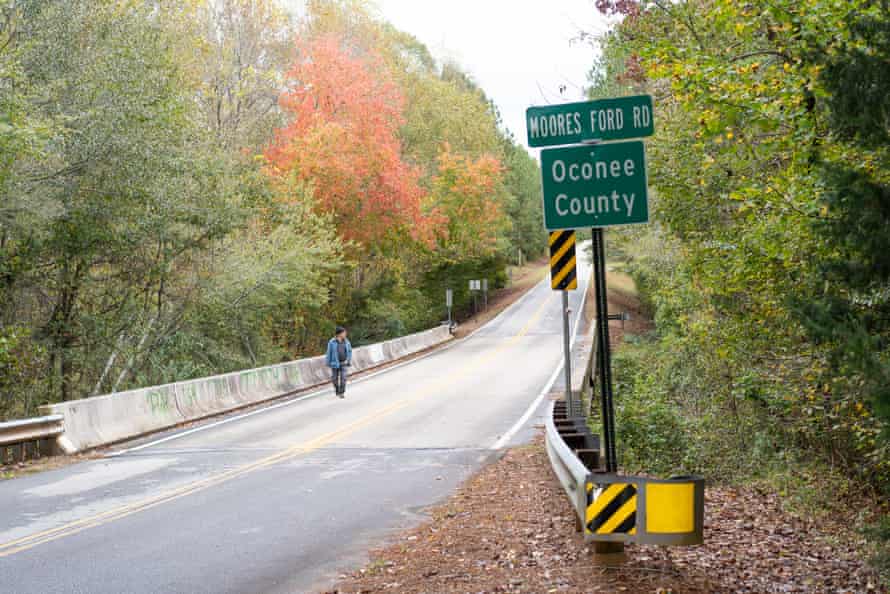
[332,366,347,394]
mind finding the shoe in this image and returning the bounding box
[338,391,345,399]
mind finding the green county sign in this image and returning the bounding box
[541,140,649,230]
[526,95,654,148]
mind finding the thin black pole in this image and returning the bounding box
[592,228,618,472]
[561,290,573,415]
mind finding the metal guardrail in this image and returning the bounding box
[545,334,705,546]
[0,415,64,463]
[544,400,592,528]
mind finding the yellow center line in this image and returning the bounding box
[0,290,556,558]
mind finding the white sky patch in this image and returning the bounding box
[375,0,608,151]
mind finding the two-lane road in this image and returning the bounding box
[0,253,591,594]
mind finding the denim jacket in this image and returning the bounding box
[325,338,352,369]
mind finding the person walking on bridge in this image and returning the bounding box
[326,326,352,398]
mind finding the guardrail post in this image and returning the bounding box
[39,438,56,457]
[575,449,600,470]
[10,443,23,464]
[24,440,36,461]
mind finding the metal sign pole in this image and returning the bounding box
[562,290,573,415]
[592,228,618,472]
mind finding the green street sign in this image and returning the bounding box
[541,140,649,230]
[526,95,654,148]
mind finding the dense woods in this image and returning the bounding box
[0,0,545,418]
[586,0,888,573]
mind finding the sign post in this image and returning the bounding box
[591,229,617,472]
[529,94,668,556]
[469,279,481,315]
[562,290,573,413]
[549,231,578,415]
[446,288,453,328]
[528,96,654,476]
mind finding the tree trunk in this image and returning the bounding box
[92,332,126,396]
[111,316,156,393]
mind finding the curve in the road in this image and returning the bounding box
[0,285,559,559]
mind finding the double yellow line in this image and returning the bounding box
[0,289,555,558]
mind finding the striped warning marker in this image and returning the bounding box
[549,230,578,291]
[586,481,637,535]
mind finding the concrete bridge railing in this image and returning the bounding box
[39,325,453,454]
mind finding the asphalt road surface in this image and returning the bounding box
[0,252,591,594]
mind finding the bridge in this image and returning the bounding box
[0,258,591,594]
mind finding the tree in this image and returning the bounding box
[502,140,545,260]
[585,0,889,492]
[3,0,241,402]
[428,145,511,263]
[265,33,429,249]
[399,64,504,170]
[197,0,294,153]
[797,8,890,427]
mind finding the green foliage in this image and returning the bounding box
[421,256,508,320]
[589,0,890,574]
[586,0,889,501]
[863,515,890,587]
[797,11,890,432]
[503,140,546,260]
[0,0,543,418]
[610,338,691,476]
[0,326,45,419]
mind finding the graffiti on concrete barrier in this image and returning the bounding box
[179,384,197,407]
[147,391,170,414]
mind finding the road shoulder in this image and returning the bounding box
[325,436,878,593]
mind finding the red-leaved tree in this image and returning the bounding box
[265,34,429,248]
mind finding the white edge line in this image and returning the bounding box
[490,255,591,450]
[108,274,550,458]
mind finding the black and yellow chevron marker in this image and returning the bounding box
[549,230,578,290]
[586,481,637,535]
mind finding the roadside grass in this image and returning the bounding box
[609,333,888,587]
[606,262,638,299]
[507,257,548,288]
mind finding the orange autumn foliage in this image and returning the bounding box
[430,145,510,261]
[265,34,429,247]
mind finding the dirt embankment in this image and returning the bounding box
[327,438,878,593]
[452,258,549,339]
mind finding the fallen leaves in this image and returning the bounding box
[326,437,881,593]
